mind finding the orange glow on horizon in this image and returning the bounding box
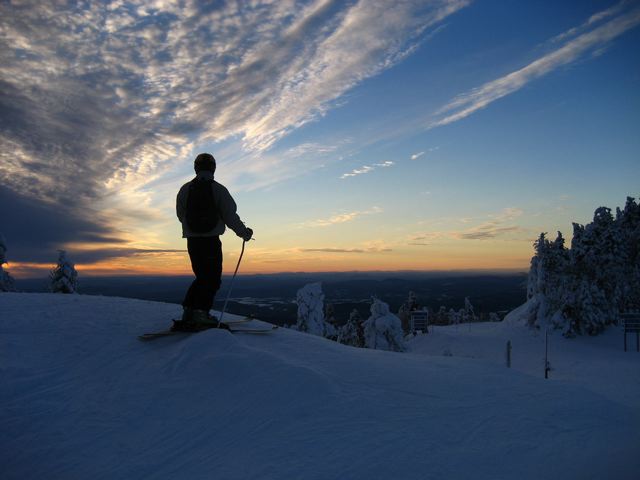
[7,247,530,278]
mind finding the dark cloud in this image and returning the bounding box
[0,183,185,264]
[0,185,125,263]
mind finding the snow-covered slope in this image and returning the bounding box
[408,318,640,409]
[1,293,639,480]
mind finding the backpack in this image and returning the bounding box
[186,177,219,233]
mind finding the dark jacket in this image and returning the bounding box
[176,171,249,239]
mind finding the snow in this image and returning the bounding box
[408,318,640,409]
[363,298,406,352]
[295,281,328,336]
[1,293,639,479]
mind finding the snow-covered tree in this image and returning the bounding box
[0,234,16,292]
[363,298,406,352]
[295,282,328,337]
[397,291,419,333]
[338,309,364,347]
[447,307,460,325]
[512,197,640,336]
[461,297,478,323]
[434,306,448,325]
[49,250,78,294]
[324,303,338,340]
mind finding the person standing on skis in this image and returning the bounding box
[175,153,253,329]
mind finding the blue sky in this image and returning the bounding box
[1,0,638,276]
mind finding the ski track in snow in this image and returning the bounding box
[1,293,639,480]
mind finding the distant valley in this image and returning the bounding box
[17,271,527,326]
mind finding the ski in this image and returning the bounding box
[219,315,254,325]
[138,319,276,340]
[228,325,278,334]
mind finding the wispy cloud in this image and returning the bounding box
[408,232,447,245]
[0,0,468,258]
[299,246,392,254]
[410,208,529,244]
[452,225,526,240]
[549,0,631,44]
[452,208,527,240]
[300,206,383,228]
[430,3,640,128]
[340,161,394,179]
[410,146,439,160]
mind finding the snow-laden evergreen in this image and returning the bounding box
[430,298,479,326]
[434,305,448,324]
[363,298,406,352]
[295,282,329,336]
[323,302,338,340]
[463,296,477,323]
[338,308,364,347]
[397,290,419,332]
[514,197,640,336]
[49,250,79,294]
[0,234,16,292]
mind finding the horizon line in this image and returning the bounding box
[12,267,528,280]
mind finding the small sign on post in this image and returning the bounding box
[410,310,429,334]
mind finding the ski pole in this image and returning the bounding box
[219,239,246,326]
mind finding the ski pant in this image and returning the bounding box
[182,236,223,312]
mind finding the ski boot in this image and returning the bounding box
[171,309,229,332]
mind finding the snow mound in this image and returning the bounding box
[503,298,536,325]
[1,293,639,479]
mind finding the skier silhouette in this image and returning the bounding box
[175,153,253,328]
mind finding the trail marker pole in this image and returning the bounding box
[544,327,550,379]
[506,340,512,368]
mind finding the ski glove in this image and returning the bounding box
[243,228,254,242]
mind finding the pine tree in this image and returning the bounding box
[49,250,79,294]
[435,306,448,325]
[295,282,328,336]
[0,234,16,292]
[363,298,406,352]
[448,307,460,325]
[397,291,419,333]
[324,303,338,340]
[462,297,478,323]
[520,197,640,336]
[338,309,364,347]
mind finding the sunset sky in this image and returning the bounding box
[1,0,639,277]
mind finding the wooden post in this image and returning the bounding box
[506,340,511,368]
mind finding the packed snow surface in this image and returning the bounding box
[1,293,639,480]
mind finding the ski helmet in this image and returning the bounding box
[194,153,216,173]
